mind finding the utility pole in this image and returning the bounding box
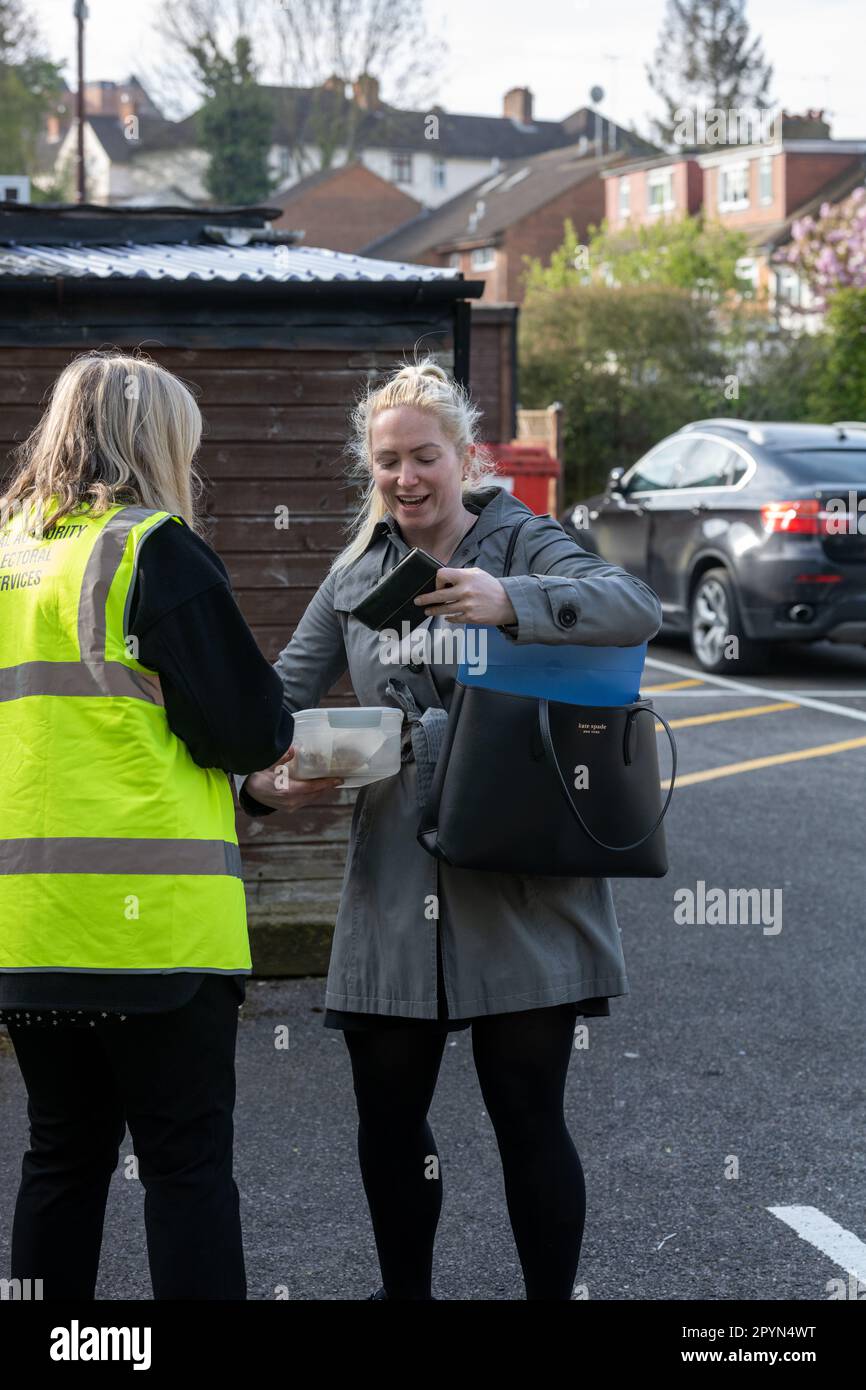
[74,0,88,203]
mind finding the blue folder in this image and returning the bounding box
[456,625,646,706]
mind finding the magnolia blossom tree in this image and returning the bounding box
[781,185,866,305]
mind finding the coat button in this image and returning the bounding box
[557,605,578,628]
[407,660,425,674]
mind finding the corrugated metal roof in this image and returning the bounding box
[0,240,461,283]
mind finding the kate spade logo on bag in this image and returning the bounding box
[576,721,607,734]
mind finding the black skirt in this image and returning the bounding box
[323,922,611,1031]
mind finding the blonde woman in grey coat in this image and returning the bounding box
[236,358,663,1301]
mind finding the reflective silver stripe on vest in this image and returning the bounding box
[0,838,243,878]
[0,660,164,704]
[78,505,170,662]
[0,966,252,975]
[0,505,172,704]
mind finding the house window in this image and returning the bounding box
[774,267,802,308]
[277,147,291,178]
[432,157,446,189]
[470,246,496,270]
[448,252,461,268]
[391,152,413,183]
[718,160,750,210]
[618,178,630,220]
[759,154,773,205]
[735,257,759,295]
[647,168,674,214]
[4,186,19,201]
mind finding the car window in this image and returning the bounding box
[780,450,866,485]
[675,440,746,488]
[623,438,696,493]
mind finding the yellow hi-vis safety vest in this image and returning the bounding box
[0,500,250,974]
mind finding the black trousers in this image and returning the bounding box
[6,975,245,1300]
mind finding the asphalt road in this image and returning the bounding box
[2,635,865,1301]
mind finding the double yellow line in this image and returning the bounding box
[642,679,866,787]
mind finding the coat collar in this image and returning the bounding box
[369,485,536,560]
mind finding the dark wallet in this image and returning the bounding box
[350,547,443,632]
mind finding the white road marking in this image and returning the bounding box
[644,655,866,726]
[641,690,866,698]
[768,1206,866,1282]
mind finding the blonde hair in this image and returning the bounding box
[0,350,204,536]
[331,352,499,573]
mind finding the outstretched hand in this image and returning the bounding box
[244,746,343,813]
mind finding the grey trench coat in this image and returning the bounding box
[236,485,663,1020]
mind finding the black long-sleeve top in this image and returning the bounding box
[0,517,294,1016]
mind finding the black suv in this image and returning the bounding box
[560,420,866,672]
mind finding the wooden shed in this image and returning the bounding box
[0,201,518,973]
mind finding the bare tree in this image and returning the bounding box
[146,0,254,119]
[148,0,447,183]
[270,0,447,180]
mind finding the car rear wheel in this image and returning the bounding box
[689,568,766,674]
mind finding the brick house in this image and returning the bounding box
[36,72,653,212]
[602,152,703,228]
[268,161,423,253]
[601,112,866,322]
[360,143,643,304]
[35,76,199,205]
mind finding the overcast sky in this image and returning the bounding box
[26,0,865,140]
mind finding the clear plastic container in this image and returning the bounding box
[289,707,403,788]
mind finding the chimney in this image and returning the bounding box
[353,72,380,111]
[83,81,113,115]
[503,87,533,123]
[323,73,346,95]
[780,109,831,140]
[118,89,138,124]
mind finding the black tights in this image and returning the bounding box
[343,1001,585,1300]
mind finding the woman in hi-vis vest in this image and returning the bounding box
[0,352,337,1300]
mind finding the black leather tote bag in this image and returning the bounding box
[416,518,677,877]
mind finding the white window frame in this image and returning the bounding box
[647,167,675,214]
[470,245,496,271]
[432,157,446,189]
[718,159,750,211]
[391,152,413,184]
[618,178,631,220]
[759,153,773,206]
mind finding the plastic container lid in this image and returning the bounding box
[292,707,403,728]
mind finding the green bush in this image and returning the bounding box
[805,287,866,422]
[519,281,735,499]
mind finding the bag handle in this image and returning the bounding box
[538,699,677,853]
[502,513,534,577]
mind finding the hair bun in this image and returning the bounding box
[394,357,449,386]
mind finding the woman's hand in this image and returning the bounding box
[414,567,518,625]
[244,747,343,812]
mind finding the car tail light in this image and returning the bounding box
[761,499,821,534]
